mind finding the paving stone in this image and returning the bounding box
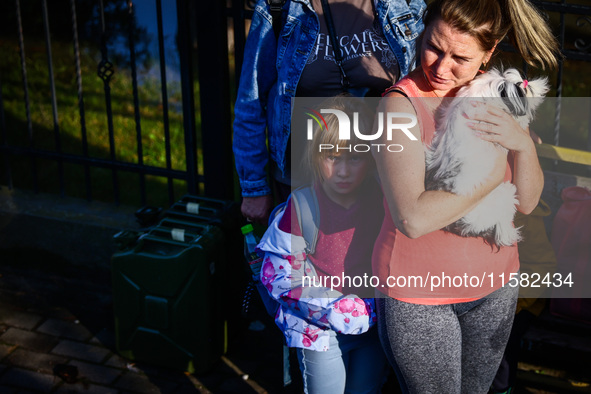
[67,360,123,385]
[37,318,93,342]
[0,309,43,330]
[6,348,68,374]
[28,307,78,321]
[89,327,116,349]
[104,354,129,369]
[114,371,180,393]
[54,381,119,394]
[0,367,58,392]
[51,340,112,364]
[0,344,15,361]
[0,328,58,352]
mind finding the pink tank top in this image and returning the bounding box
[373,71,519,304]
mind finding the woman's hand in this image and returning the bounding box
[373,91,507,238]
[465,101,533,153]
[241,195,273,226]
[464,101,543,214]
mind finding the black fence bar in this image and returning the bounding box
[126,0,146,206]
[534,1,591,16]
[560,49,591,63]
[70,0,92,201]
[155,0,175,205]
[0,79,12,190]
[98,0,119,204]
[176,0,199,196]
[230,0,247,90]
[42,0,65,196]
[3,144,196,181]
[228,1,256,97]
[15,0,38,193]
[554,0,567,155]
[195,0,233,199]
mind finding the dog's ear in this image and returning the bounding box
[524,76,549,98]
[524,76,549,112]
[499,81,528,117]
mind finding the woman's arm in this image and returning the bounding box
[510,141,544,214]
[373,93,507,238]
[232,4,279,223]
[467,104,544,214]
[232,4,277,199]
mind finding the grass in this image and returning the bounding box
[0,37,198,208]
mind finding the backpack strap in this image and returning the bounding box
[267,185,320,255]
[267,0,286,39]
[291,186,320,255]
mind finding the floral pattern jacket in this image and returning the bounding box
[257,210,377,352]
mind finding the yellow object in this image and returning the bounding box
[515,199,558,315]
[535,143,591,166]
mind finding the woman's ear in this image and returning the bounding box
[484,40,499,64]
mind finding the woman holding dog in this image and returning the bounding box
[372,0,559,392]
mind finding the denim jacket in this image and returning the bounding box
[233,0,425,197]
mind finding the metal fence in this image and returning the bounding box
[0,0,233,206]
[534,1,591,151]
[1,0,590,207]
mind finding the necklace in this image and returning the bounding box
[422,70,441,98]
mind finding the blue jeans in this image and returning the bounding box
[296,328,389,394]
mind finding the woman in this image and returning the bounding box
[232,0,425,225]
[371,0,559,392]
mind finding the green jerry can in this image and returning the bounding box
[165,194,239,226]
[163,195,248,345]
[111,221,225,374]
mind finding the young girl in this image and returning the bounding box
[257,95,389,393]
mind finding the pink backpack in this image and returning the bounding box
[549,186,591,324]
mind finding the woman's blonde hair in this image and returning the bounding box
[303,93,374,181]
[424,0,560,70]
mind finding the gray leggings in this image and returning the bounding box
[377,284,519,394]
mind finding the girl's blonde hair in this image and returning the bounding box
[424,0,560,70]
[303,94,374,181]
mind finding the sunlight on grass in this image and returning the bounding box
[0,37,195,207]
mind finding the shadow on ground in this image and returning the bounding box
[0,247,313,393]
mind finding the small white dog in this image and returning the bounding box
[425,68,549,247]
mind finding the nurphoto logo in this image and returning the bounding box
[305,108,419,152]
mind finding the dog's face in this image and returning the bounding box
[458,68,549,128]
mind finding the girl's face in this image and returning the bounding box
[421,18,495,96]
[319,152,370,207]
